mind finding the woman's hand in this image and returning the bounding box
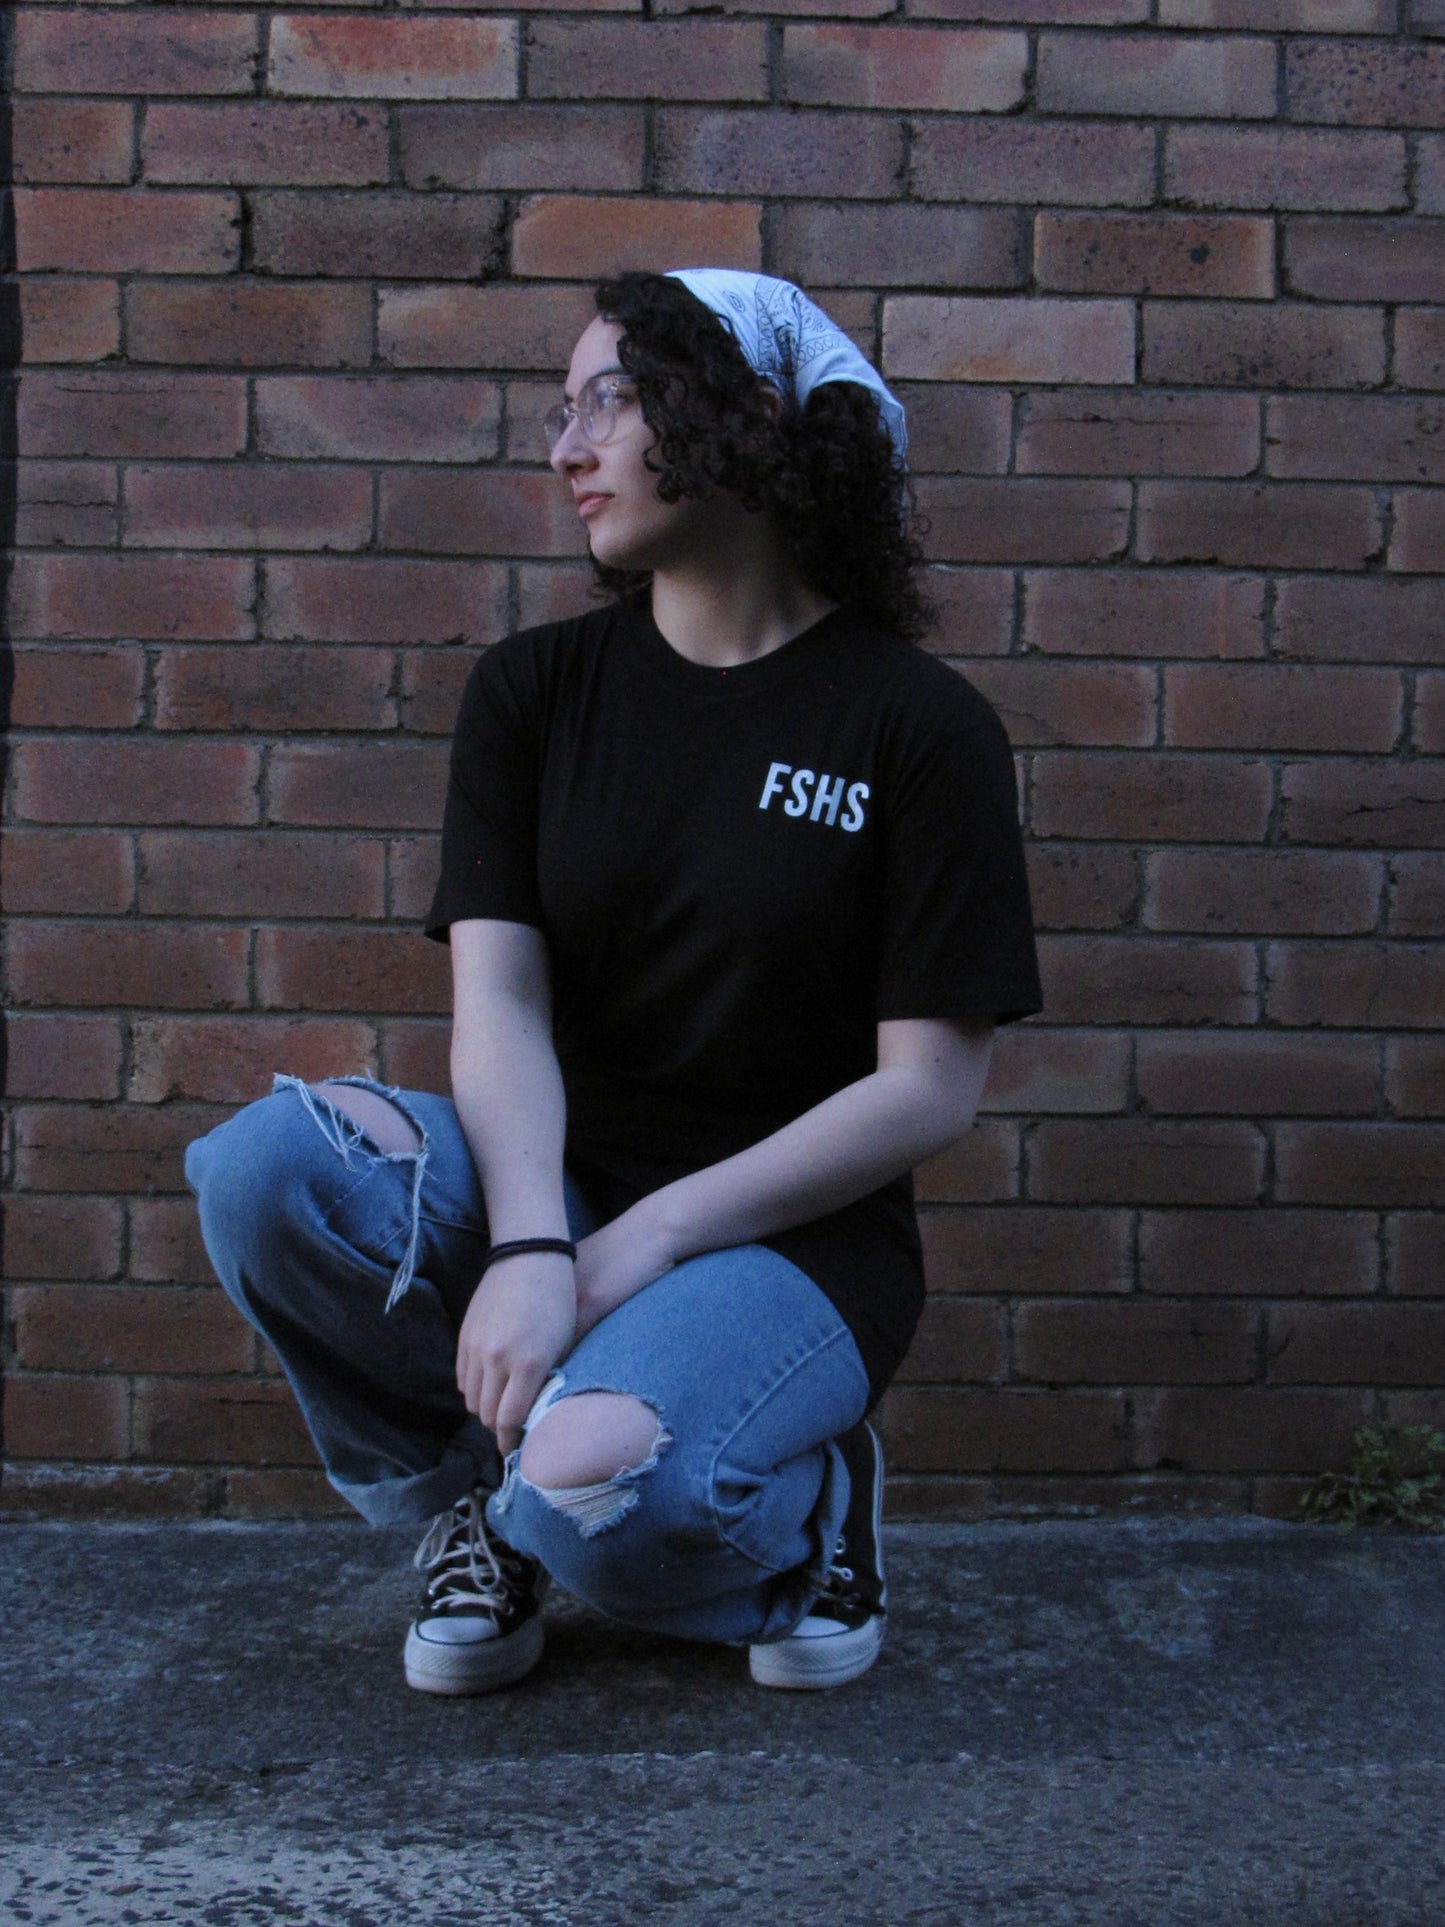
[455,1252,577,1455]
[573,1202,678,1341]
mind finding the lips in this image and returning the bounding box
[574,492,610,520]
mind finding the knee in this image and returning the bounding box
[186,1088,342,1283]
[518,1391,664,1492]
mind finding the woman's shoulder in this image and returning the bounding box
[836,618,1010,747]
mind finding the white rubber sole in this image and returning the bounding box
[403,1612,546,1696]
[749,1614,884,1691]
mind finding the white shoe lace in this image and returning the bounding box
[414,1491,521,1616]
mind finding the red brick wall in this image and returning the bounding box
[4,1,1443,1521]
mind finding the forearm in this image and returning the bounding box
[451,1003,570,1244]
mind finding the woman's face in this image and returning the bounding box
[549,317,709,575]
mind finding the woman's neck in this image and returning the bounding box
[648,508,837,669]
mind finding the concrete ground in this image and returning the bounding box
[1,1517,1443,1927]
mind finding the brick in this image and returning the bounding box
[133,1378,315,1467]
[912,118,1155,208]
[885,296,1133,385]
[19,373,247,459]
[1162,0,1396,23]
[152,645,396,733]
[4,1197,124,1283]
[1268,1305,1445,1388]
[1144,850,1384,936]
[919,569,1016,654]
[889,389,1011,475]
[11,553,255,643]
[129,1016,376,1105]
[1024,570,1265,659]
[268,742,450,830]
[1026,844,1139,931]
[880,1387,1128,1474]
[142,103,389,188]
[1390,854,1445,935]
[1287,220,1445,301]
[126,464,372,554]
[1164,126,1406,213]
[1412,0,1445,33]
[376,1016,452,1093]
[1417,673,1445,754]
[655,0,890,13]
[913,1121,1021,1202]
[250,191,504,280]
[386,837,443,921]
[13,739,260,827]
[993,1473,1250,1518]
[5,1012,124,1100]
[21,280,121,362]
[1137,1031,1380,1116]
[1281,760,1445,848]
[269,16,518,99]
[654,108,901,198]
[909,0,1148,17]
[511,196,762,279]
[255,927,452,1015]
[127,281,373,369]
[4,829,134,917]
[1421,135,1445,212]
[400,649,475,735]
[1390,489,1445,570]
[914,479,1130,564]
[138,830,385,919]
[782,25,1026,110]
[1164,664,1401,752]
[531,20,766,99]
[129,1198,217,1285]
[1032,1117,1263,1202]
[1134,1388,1368,1474]
[1017,1299,1258,1385]
[0,1466,215,1522]
[1276,1123,1445,1208]
[379,470,584,559]
[1035,935,1259,1025]
[15,188,239,275]
[1388,1212,1445,1295]
[399,105,643,192]
[1032,753,1272,841]
[13,99,134,184]
[379,283,594,370]
[1387,1036,1445,1117]
[960,660,1156,747]
[16,458,118,548]
[1037,213,1274,299]
[1136,482,1382,569]
[1269,396,1445,483]
[1287,40,1445,129]
[1275,576,1445,664]
[515,561,597,629]
[1396,310,1445,389]
[12,647,144,729]
[1143,302,1385,389]
[14,12,257,94]
[774,204,1022,291]
[7,923,248,1012]
[918,1205,1132,1295]
[1017,390,1258,478]
[13,1286,254,1376]
[264,558,507,644]
[1140,1209,1380,1296]
[14,1103,225,1194]
[893,1298,1008,1383]
[1036,32,1276,119]
[1266,941,1445,1028]
[977,1025,1131,1114]
[222,1469,350,1519]
[2,1377,130,1463]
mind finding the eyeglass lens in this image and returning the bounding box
[543,373,627,454]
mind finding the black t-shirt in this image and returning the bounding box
[426,597,1042,1400]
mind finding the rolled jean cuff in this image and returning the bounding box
[331,1444,486,1528]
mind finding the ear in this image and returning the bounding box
[757,379,785,419]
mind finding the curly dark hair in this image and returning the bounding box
[589,272,931,645]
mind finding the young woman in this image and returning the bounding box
[187,269,1041,1696]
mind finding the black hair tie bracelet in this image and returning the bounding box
[481,1238,577,1275]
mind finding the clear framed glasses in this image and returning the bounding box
[543,370,637,454]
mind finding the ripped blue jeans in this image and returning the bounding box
[185,1077,870,1645]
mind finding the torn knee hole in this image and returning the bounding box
[515,1392,670,1534]
[312,1083,421,1156]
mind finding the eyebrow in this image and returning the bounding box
[561,364,626,405]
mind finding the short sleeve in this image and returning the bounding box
[874,679,1042,1026]
[424,638,546,942]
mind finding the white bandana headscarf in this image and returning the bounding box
[665,268,908,462]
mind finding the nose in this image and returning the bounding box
[548,415,595,476]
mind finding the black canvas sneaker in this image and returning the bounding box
[403,1486,548,1696]
[750,1419,887,1690]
